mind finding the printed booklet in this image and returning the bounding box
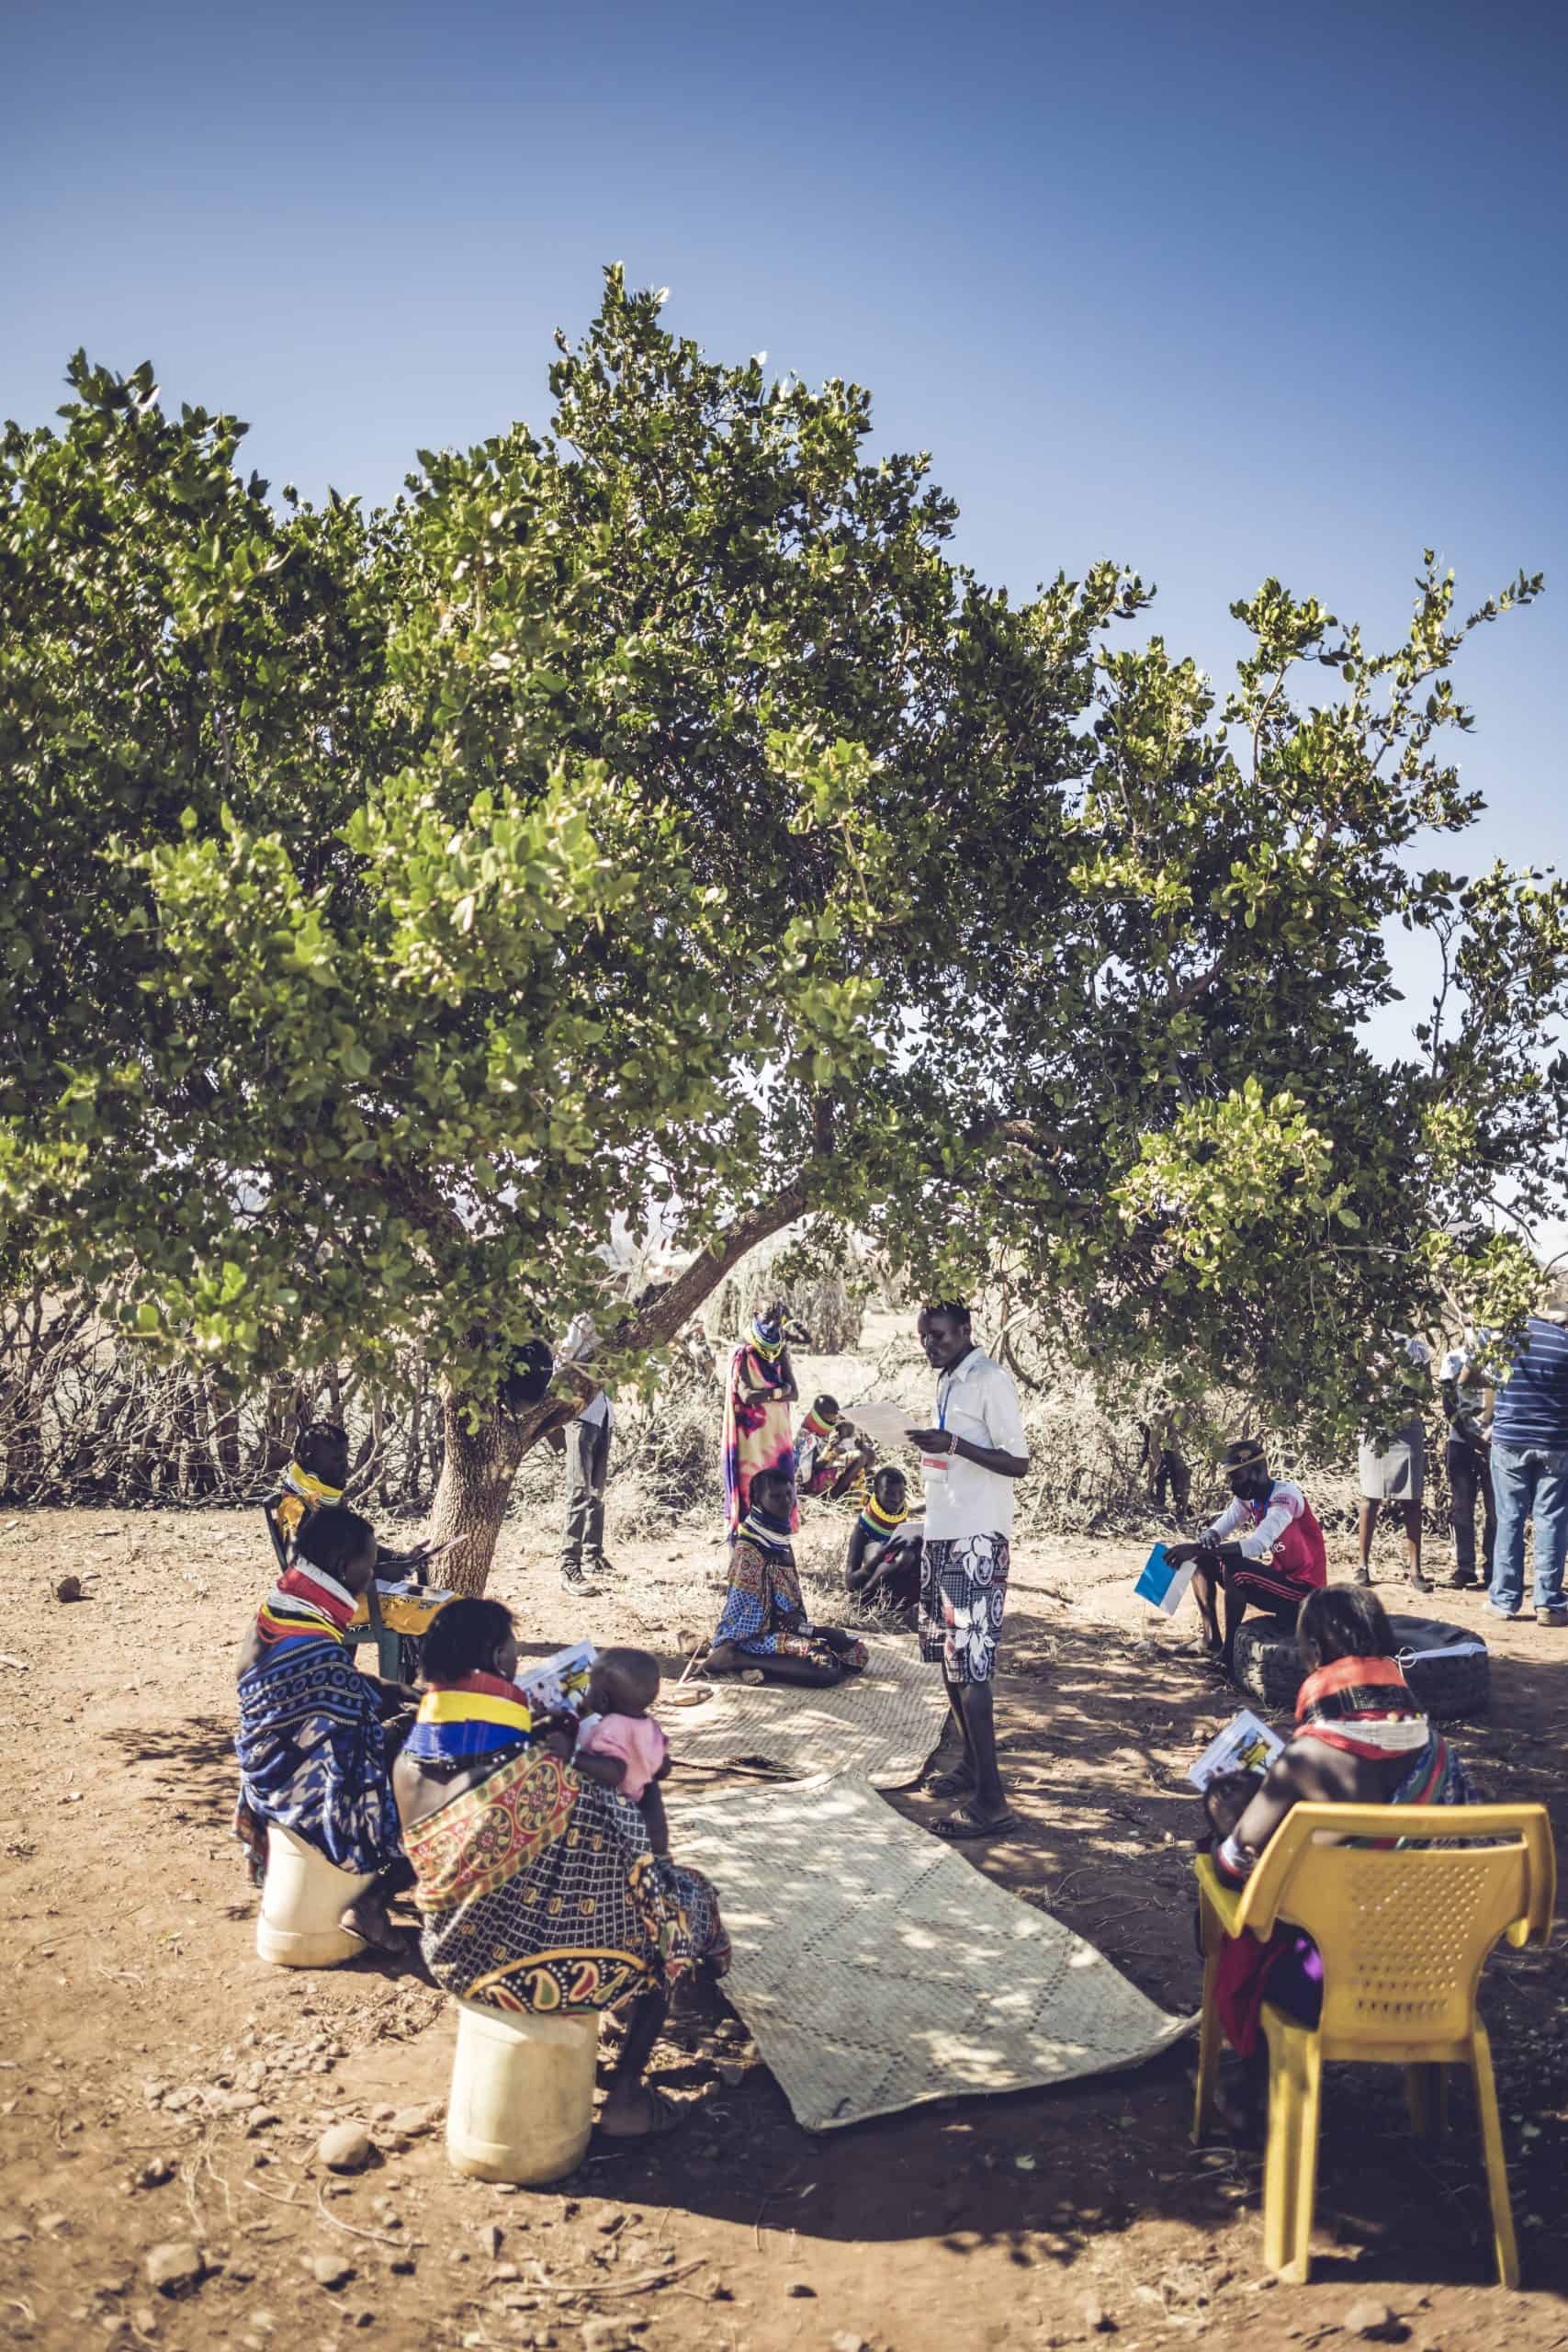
[518,1640,596,1716]
[1188,1710,1285,1792]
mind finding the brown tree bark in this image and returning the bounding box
[428,1182,808,1595]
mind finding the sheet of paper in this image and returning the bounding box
[840,1400,923,1448]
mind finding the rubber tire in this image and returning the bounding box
[1229,1612,1307,1713]
[1391,1613,1492,1720]
[1229,1611,1490,1722]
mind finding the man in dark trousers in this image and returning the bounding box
[554,1315,616,1599]
[1439,1335,1495,1590]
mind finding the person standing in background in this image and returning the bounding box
[722,1297,799,1541]
[1356,1334,1433,1593]
[1486,1298,1568,1627]
[908,1302,1029,1842]
[555,1313,616,1599]
[1439,1333,1495,1591]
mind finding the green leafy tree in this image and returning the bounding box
[2,272,1560,1589]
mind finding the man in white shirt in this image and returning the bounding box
[908,1302,1029,1840]
[554,1314,616,1599]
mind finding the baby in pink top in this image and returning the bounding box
[573,1648,671,1852]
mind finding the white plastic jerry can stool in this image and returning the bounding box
[446,1996,599,2183]
[255,1823,375,1968]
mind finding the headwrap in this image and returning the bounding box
[748,1315,785,1364]
[858,1493,909,1540]
[255,1565,357,1649]
[403,1671,536,1766]
[272,1458,346,1550]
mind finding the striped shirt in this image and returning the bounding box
[1490,1316,1568,1451]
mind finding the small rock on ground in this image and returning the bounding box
[319,2121,374,2173]
[1345,2304,1399,2342]
[389,2104,439,2136]
[580,2322,637,2352]
[145,2241,204,2296]
[1081,2299,1116,2335]
[310,2253,355,2290]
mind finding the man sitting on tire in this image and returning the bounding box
[1165,1437,1327,1673]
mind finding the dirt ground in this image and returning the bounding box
[4,1489,1568,2352]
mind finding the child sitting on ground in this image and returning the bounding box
[572,1647,672,1854]
[845,1465,922,1622]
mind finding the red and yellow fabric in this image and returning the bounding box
[255,1565,356,1648]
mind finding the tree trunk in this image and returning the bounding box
[427,1182,810,1595]
[427,1398,540,1596]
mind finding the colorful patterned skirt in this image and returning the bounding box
[405,1747,728,2015]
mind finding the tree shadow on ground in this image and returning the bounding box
[103,1711,240,1833]
[583,1591,1568,2295]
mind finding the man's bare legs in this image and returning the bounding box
[1399,1498,1431,1590]
[1359,1497,1429,1589]
[932,1677,1012,1837]
[1356,1498,1381,1585]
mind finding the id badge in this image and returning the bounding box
[920,1451,949,1484]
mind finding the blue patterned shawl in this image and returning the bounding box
[236,1635,401,1876]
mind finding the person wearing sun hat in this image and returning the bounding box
[1164,1437,1328,1673]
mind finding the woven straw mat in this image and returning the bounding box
[661,1632,947,1789]
[669,1771,1194,2132]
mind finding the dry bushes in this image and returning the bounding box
[702,1235,866,1355]
[0,1285,444,1509]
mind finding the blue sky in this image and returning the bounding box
[6,0,1563,1046]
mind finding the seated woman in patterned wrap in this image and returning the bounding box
[1201,1582,1479,2064]
[706,1465,870,1687]
[234,1505,416,1953]
[395,1598,729,2142]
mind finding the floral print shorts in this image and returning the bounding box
[919,1532,1010,1684]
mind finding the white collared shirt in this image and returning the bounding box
[556,1315,615,1433]
[922,1346,1027,1542]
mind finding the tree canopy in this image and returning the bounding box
[3,266,1562,1578]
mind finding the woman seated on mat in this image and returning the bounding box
[706,1465,870,1687]
[234,1504,416,1952]
[845,1466,922,1622]
[1201,1583,1478,2059]
[1164,1436,1327,1673]
[394,1598,729,2143]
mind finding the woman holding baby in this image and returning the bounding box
[395,1599,728,2141]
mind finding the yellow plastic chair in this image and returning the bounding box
[1193,1802,1555,2287]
